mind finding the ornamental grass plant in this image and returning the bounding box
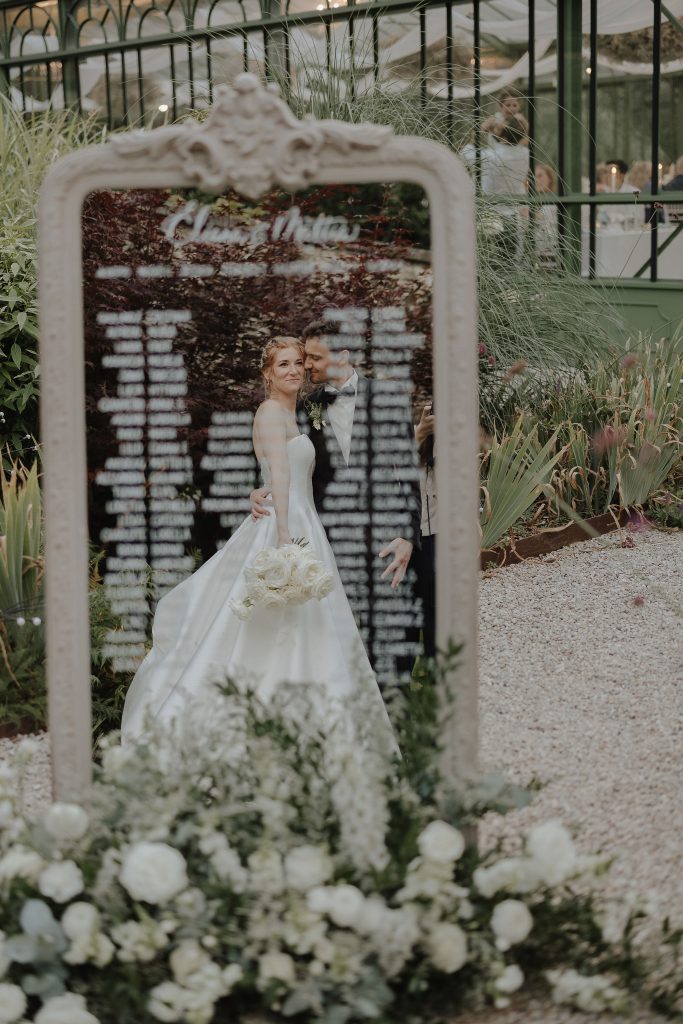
[0,668,679,1024]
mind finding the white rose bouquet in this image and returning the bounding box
[230,539,333,620]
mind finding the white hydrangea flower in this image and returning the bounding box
[61,902,114,967]
[170,939,208,986]
[43,803,89,843]
[547,968,629,1013]
[417,821,465,864]
[258,950,296,986]
[491,899,533,950]
[0,982,27,1023]
[284,845,333,892]
[148,980,185,1022]
[0,845,44,883]
[426,921,468,973]
[119,842,188,904]
[247,847,285,895]
[198,834,248,891]
[34,992,100,1024]
[527,821,577,886]
[473,856,540,898]
[38,860,84,903]
[495,963,524,993]
[326,884,366,929]
[111,919,171,963]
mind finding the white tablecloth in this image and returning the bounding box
[581,224,683,280]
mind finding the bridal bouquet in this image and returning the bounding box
[230,538,334,620]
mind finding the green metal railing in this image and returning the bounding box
[1,0,682,299]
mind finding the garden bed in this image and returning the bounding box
[480,509,630,569]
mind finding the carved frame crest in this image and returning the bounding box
[39,73,478,799]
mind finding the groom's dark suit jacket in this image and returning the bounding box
[296,372,422,682]
[296,373,421,548]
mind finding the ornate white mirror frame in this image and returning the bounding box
[39,73,479,801]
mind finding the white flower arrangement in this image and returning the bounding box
[229,540,334,620]
[0,679,674,1022]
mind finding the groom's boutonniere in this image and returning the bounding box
[306,400,327,431]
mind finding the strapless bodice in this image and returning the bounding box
[259,433,315,504]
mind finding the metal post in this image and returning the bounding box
[650,0,662,282]
[57,0,81,111]
[588,0,597,279]
[557,0,582,275]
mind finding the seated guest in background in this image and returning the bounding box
[595,162,610,193]
[462,116,529,259]
[662,155,683,222]
[533,164,558,264]
[629,160,652,193]
[605,159,631,193]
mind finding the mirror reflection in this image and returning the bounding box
[82,183,434,738]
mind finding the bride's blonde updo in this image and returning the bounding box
[260,336,305,394]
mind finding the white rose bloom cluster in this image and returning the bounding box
[0,845,44,884]
[0,982,27,1023]
[42,803,89,844]
[119,842,188,904]
[198,832,248,891]
[229,541,333,619]
[62,902,114,967]
[34,992,100,1024]
[38,860,84,903]
[149,939,243,1024]
[547,968,629,1013]
[491,899,534,951]
[111,918,175,963]
[473,821,578,899]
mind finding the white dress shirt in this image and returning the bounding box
[325,370,358,465]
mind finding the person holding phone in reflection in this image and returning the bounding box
[121,336,394,747]
[414,400,436,660]
[249,319,423,682]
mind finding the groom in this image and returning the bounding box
[250,318,422,682]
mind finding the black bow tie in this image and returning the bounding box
[323,385,355,405]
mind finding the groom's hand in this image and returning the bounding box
[250,487,272,521]
[379,537,413,589]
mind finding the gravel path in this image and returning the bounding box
[1,525,681,1022]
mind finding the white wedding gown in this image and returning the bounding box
[121,433,392,743]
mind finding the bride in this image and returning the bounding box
[121,336,392,742]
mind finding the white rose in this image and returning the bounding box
[284,846,333,892]
[170,939,208,985]
[496,963,525,993]
[311,571,334,600]
[427,922,468,973]
[491,900,533,949]
[0,846,43,883]
[245,577,267,602]
[417,821,466,864]
[473,856,539,898]
[307,886,331,915]
[326,884,365,929]
[120,842,188,904]
[34,992,100,1024]
[247,848,285,894]
[148,980,185,1022]
[101,745,133,777]
[222,963,243,991]
[43,803,89,842]
[262,590,287,609]
[38,860,84,902]
[354,895,389,936]
[259,950,296,986]
[527,821,577,886]
[229,598,252,621]
[262,555,291,589]
[0,983,27,1023]
[61,901,99,940]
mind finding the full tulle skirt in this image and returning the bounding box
[120,491,389,742]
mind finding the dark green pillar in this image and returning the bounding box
[57,0,81,111]
[557,0,583,274]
